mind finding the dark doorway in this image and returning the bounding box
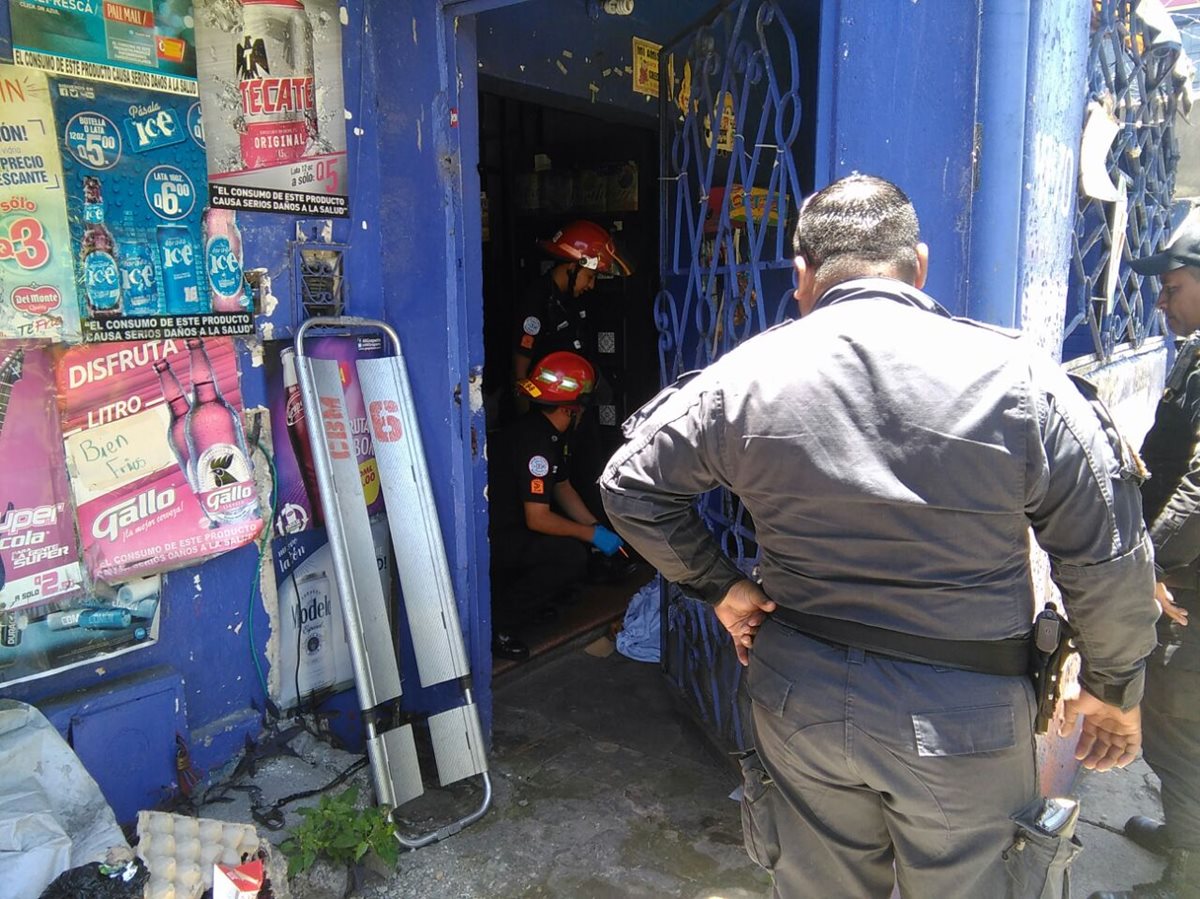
[478,88,660,671]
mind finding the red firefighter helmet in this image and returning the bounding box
[538,220,632,276]
[517,351,595,406]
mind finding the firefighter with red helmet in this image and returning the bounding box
[512,220,632,392]
[488,351,627,661]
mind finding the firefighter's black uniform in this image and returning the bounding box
[488,409,589,634]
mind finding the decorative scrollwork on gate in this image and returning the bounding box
[656,0,806,750]
[1065,0,1192,360]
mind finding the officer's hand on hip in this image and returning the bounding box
[1155,581,1189,627]
[714,579,778,667]
[1060,690,1142,772]
[591,524,624,557]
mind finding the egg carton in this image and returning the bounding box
[135,810,260,899]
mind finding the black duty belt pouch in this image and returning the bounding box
[772,607,1032,677]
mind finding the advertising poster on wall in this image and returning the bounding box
[194,0,349,217]
[0,66,81,343]
[263,336,386,537]
[271,518,390,710]
[56,337,265,583]
[51,77,254,343]
[0,573,161,689]
[0,341,84,616]
[10,0,198,97]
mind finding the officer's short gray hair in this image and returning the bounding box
[793,174,921,284]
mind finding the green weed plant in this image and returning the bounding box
[281,785,399,877]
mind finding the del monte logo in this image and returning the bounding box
[11,284,60,315]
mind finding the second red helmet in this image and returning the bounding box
[517,351,596,405]
[538,220,633,276]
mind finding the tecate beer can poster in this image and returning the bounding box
[0,341,84,616]
[10,0,198,97]
[51,78,254,343]
[0,572,161,689]
[194,0,348,217]
[270,518,391,709]
[0,66,82,342]
[56,336,265,582]
[264,335,386,536]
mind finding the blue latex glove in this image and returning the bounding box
[591,524,624,557]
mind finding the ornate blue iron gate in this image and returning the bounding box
[1065,0,1191,361]
[656,0,807,751]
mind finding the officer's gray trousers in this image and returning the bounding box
[744,619,1040,898]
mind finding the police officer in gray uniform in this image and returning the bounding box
[1093,209,1200,899]
[600,175,1160,898]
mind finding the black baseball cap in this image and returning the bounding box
[1131,209,1200,275]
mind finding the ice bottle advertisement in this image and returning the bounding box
[271,518,391,710]
[0,341,84,615]
[263,335,386,536]
[51,77,254,343]
[0,66,82,342]
[10,0,198,97]
[56,337,265,582]
[0,573,162,689]
[195,0,349,217]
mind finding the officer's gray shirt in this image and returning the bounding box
[601,278,1158,709]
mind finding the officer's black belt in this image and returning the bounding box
[771,607,1031,677]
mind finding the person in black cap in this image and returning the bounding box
[1093,207,1200,899]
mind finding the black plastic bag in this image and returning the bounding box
[38,859,149,899]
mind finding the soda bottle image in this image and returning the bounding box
[118,228,160,317]
[203,208,248,313]
[280,347,322,526]
[157,225,206,315]
[185,338,259,525]
[80,176,122,319]
[153,356,194,486]
[237,0,317,169]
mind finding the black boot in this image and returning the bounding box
[492,631,529,661]
[1125,816,1173,857]
[1089,848,1200,898]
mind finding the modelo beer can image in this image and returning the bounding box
[237,0,317,170]
[294,570,334,697]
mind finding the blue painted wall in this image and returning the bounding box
[0,0,486,795]
[815,0,982,316]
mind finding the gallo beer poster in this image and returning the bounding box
[10,0,198,96]
[0,66,81,342]
[194,0,349,216]
[56,337,265,582]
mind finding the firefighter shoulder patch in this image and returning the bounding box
[523,316,542,336]
[528,455,550,477]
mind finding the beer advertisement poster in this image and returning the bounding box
[0,66,82,343]
[0,571,161,689]
[10,0,198,97]
[0,341,84,618]
[51,78,254,343]
[262,335,386,537]
[270,519,391,710]
[194,0,349,217]
[56,337,265,583]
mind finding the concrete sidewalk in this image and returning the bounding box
[200,642,1171,898]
